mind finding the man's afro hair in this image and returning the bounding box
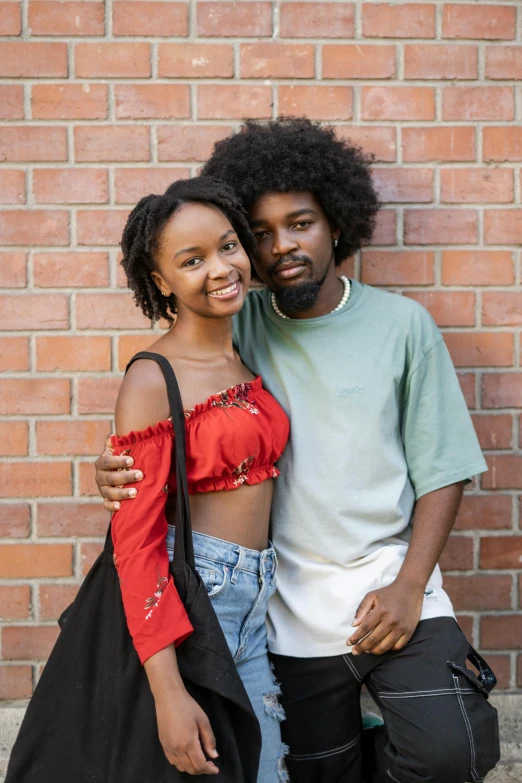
[202,117,380,264]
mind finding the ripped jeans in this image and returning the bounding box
[166,527,288,783]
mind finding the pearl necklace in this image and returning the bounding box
[271,276,351,320]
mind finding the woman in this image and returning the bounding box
[110,176,289,781]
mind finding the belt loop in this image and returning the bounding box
[230,547,244,584]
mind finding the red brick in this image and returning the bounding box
[0,337,29,372]
[0,210,69,246]
[483,456,522,489]
[241,43,314,79]
[0,42,67,77]
[482,373,522,409]
[79,462,98,496]
[32,84,107,121]
[373,168,432,204]
[0,251,26,287]
[113,1,187,36]
[404,209,477,245]
[198,2,271,37]
[441,168,513,204]
[279,85,351,121]
[157,125,232,162]
[0,379,70,415]
[519,655,522,688]
[29,0,104,34]
[74,126,150,163]
[117,334,155,369]
[75,43,151,78]
[323,45,395,79]
[0,126,67,162]
[371,210,396,245]
[0,665,32,700]
[445,575,512,611]
[159,43,233,78]
[483,127,522,162]
[455,494,512,530]
[0,170,25,205]
[0,85,24,120]
[78,377,122,414]
[334,126,396,163]
[280,2,354,38]
[0,422,28,457]
[0,585,31,620]
[482,293,522,326]
[2,625,60,660]
[198,85,272,120]
[362,3,435,38]
[403,126,475,162]
[455,615,473,640]
[76,209,129,246]
[115,84,190,120]
[38,502,108,537]
[37,420,111,456]
[443,87,514,121]
[484,655,510,689]
[481,616,522,650]
[39,584,79,621]
[76,293,149,329]
[442,250,514,285]
[36,336,111,372]
[361,251,434,285]
[404,291,475,327]
[443,4,516,40]
[0,464,72,498]
[33,251,109,287]
[472,414,513,450]
[440,536,474,571]
[0,294,68,330]
[486,46,522,79]
[484,210,522,245]
[0,1,21,34]
[444,333,513,368]
[0,505,30,539]
[480,536,522,569]
[458,373,475,408]
[404,44,478,79]
[362,87,434,121]
[114,168,189,204]
[33,169,108,205]
[80,540,104,574]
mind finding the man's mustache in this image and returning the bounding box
[269,254,313,276]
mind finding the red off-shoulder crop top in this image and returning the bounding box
[110,374,289,664]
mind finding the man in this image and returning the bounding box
[95,118,500,783]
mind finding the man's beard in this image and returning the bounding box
[273,279,323,313]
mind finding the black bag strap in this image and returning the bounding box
[467,644,497,694]
[110,350,195,568]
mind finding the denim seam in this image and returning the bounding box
[343,654,363,683]
[287,734,360,761]
[379,688,478,699]
[453,673,480,782]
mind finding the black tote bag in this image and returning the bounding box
[6,351,262,783]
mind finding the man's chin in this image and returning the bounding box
[272,280,322,314]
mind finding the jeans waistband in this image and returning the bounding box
[166,526,277,578]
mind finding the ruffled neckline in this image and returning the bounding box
[112,376,263,450]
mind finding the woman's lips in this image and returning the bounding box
[207,280,241,300]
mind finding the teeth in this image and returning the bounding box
[208,282,238,297]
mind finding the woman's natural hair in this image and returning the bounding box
[120,176,257,324]
[202,117,380,264]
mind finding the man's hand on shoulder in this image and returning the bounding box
[347,580,424,656]
[95,435,143,512]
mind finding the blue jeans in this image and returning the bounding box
[166,527,289,783]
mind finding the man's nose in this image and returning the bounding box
[271,229,299,257]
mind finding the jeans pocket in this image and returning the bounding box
[195,557,229,598]
[448,661,501,782]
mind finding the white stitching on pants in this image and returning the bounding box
[343,654,363,683]
[387,769,403,782]
[287,734,360,761]
[380,688,478,700]
[453,673,480,782]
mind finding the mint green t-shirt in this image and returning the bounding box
[233,280,487,657]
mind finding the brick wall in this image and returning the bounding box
[0,0,521,698]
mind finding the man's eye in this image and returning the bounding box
[295,221,311,229]
[254,232,269,241]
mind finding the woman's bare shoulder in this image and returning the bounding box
[115,358,171,436]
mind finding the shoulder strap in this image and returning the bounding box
[124,350,195,568]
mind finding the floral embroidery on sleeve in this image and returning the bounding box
[211,383,259,416]
[233,455,255,486]
[144,566,169,621]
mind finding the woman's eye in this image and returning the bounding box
[222,241,237,252]
[184,257,202,268]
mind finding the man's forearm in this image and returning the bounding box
[396,482,465,590]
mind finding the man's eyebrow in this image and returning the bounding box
[249,208,318,229]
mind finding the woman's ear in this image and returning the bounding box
[150,271,170,297]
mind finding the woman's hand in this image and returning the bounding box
[155,690,219,775]
[94,435,143,512]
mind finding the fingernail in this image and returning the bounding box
[134,471,143,481]
[211,750,219,758]
[114,502,121,510]
[128,488,137,497]
[125,458,134,466]
[352,650,359,656]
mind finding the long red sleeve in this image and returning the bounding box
[110,425,193,664]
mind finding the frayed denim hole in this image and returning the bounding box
[277,743,290,782]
